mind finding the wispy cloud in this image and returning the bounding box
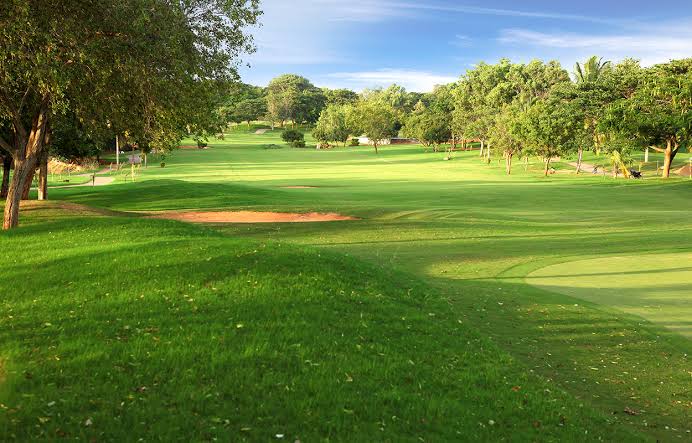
[315,0,619,25]
[450,34,473,48]
[325,69,457,92]
[499,28,692,66]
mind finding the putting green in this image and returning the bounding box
[526,253,692,339]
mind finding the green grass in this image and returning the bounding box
[2,130,691,440]
[526,253,692,338]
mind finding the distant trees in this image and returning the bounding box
[313,105,351,147]
[347,99,398,154]
[225,83,267,128]
[266,74,325,127]
[403,102,450,152]
[324,88,359,107]
[601,59,691,178]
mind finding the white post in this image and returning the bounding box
[115,135,120,167]
[644,147,649,163]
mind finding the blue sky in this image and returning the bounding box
[239,0,692,92]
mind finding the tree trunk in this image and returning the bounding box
[479,140,484,158]
[3,95,50,230]
[21,166,36,200]
[661,138,678,178]
[486,142,491,164]
[38,151,48,200]
[544,158,551,176]
[505,153,513,175]
[4,156,38,229]
[374,142,378,154]
[576,148,583,174]
[644,147,649,163]
[524,156,529,171]
[0,155,10,199]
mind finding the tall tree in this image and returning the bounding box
[574,56,612,84]
[489,104,524,175]
[266,74,324,128]
[313,105,351,147]
[347,99,397,154]
[516,89,585,176]
[0,0,260,229]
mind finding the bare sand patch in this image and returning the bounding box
[150,210,358,223]
[254,129,269,134]
[675,165,692,177]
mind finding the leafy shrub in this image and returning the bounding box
[196,140,208,149]
[281,129,304,143]
[291,140,306,148]
[349,138,360,146]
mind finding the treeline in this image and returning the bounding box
[237,58,690,178]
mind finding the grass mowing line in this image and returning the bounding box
[526,253,692,339]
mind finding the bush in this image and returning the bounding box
[281,129,304,143]
[196,140,208,149]
[349,138,360,146]
[291,140,306,148]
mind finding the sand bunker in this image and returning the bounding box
[675,165,692,177]
[254,129,269,134]
[151,211,357,223]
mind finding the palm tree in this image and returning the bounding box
[574,56,611,84]
[573,56,612,173]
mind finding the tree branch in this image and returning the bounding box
[0,135,15,155]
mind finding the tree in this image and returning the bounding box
[324,88,358,107]
[313,105,351,146]
[517,91,585,176]
[0,0,260,229]
[224,83,267,128]
[489,104,524,175]
[347,100,397,154]
[403,103,451,153]
[266,74,325,127]
[566,56,613,173]
[601,59,691,178]
[574,56,612,84]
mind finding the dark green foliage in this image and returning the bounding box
[281,129,304,143]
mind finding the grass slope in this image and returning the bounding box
[1,210,640,441]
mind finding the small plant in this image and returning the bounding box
[196,140,208,149]
[160,162,166,168]
[349,138,360,146]
[291,140,306,148]
[281,129,304,144]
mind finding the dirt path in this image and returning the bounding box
[254,129,269,134]
[52,167,115,188]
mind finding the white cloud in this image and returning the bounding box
[498,28,692,66]
[325,69,458,92]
